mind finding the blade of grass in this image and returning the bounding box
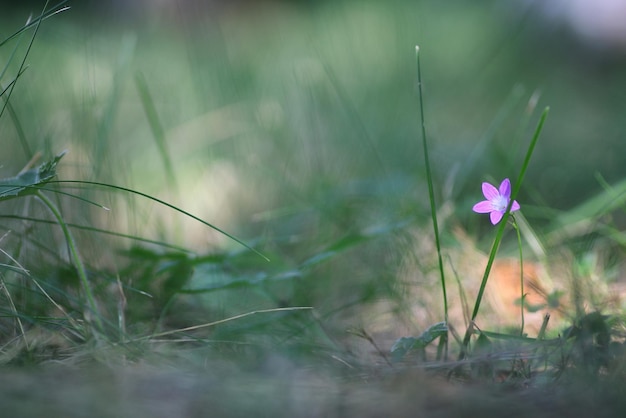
[546,176,626,243]
[0,280,29,351]
[0,0,53,122]
[415,46,448,359]
[134,71,178,191]
[512,217,525,336]
[448,255,470,328]
[3,99,32,158]
[35,190,104,336]
[317,52,390,181]
[49,180,270,261]
[0,21,26,83]
[139,307,313,340]
[93,34,136,179]
[0,67,28,98]
[0,214,193,253]
[0,1,70,48]
[30,278,86,340]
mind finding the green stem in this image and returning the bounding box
[512,216,525,336]
[416,46,448,359]
[459,107,549,360]
[36,191,104,335]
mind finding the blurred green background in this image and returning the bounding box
[3,0,624,220]
[1,0,625,355]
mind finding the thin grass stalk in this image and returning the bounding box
[0,1,69,48]
[31,278,85,337]
[49,180,270,261]
[5,100,32,159]
[93,35,136,179]
[0,241,29,348]
[512,217,525,336]
[0,0,50,122]
[0,28,25,85]
[448,256,471,327]
[0,214,192,253]
[459,107,549,359]
[415,46,448,359]
[140,307,313,340]
[0,280,29,350]
[36,190,104,336]
[134,71,178,191]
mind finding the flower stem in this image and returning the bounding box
[459,107,549,360]
[36,190,104,336]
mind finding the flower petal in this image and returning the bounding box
[481,182,499,201]
[499,178,511,199]
[511,200,520,212]
[490,210,504,225]
[473,201,493,213]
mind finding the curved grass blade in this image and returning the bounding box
[138,307,313,340]
[0,67,28,98]
[0,263,30,276]
[2,95,31,158]
[0,1,70,48]
[49,180,269,261]
[0,23,27,85]
[27,186,110,210]
[0,0,62,123]
[300,220,410,270]
[0,214,192,253]
[134,71,177,190]
[36,190,104,336]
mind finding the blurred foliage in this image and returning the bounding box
[0,0,625,362]
[0,1,623,218]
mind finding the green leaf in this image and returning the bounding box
[474,331,492,354]
[547,177,626,243]
[300,220,410,269]
[182,268,302,294]
[0,151,66,200]
[390,322,448,361]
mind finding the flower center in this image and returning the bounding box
[493,195,508,211]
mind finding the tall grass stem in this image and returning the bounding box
[134,71,178,191]
[415,46,448,358]
[36,190,104,335]
[512,217,525,336]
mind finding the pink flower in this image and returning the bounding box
[472,178,520,225]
